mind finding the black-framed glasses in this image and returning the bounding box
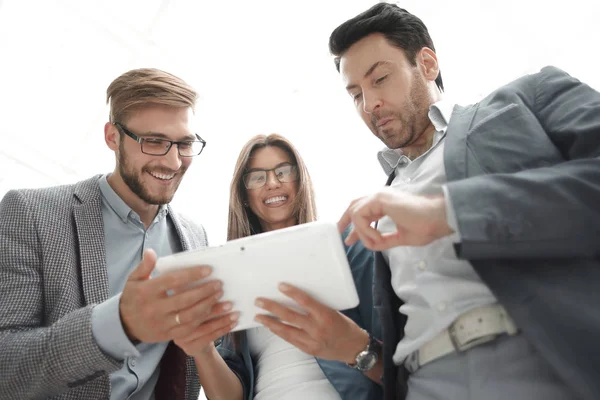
[243,164,298,190]
[114,122,206,157]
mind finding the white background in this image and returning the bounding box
[1,0,599,245]
[1,1,599,397]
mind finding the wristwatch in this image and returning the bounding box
[347,332,381,372]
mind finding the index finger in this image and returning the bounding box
[278,283,329,318]
[151,265,213,293]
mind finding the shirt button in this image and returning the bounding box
[404,177,412,183]
[129,358,137,367]
[417,260,427,271]
[437,302,447,312]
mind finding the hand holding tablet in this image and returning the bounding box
[154,221,359,331]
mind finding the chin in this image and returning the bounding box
[382,134,410,149]
[140,190,176,205]
[263,212,294,224]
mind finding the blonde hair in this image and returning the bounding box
[106,68,197,123]
[227,133,317,240]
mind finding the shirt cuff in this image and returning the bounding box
[91,294,141,360]
[442,185,462,242]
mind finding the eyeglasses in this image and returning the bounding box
[114,122,206,157]
[243,164,299,190]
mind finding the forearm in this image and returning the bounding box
[195,344,244,400]
[92,294,140,359]
[0,306,121,398]
[446,158,600,259]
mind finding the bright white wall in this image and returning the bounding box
[1,0,598,248]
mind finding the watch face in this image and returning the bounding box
[357,351,378,371]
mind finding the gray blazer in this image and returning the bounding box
[376,66,600,400]
[0,175,208,399]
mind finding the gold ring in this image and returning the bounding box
[175,313,181,325]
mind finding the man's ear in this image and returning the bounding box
[418,47,440,83]
[105,122,119,151]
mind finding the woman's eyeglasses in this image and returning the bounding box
[243,164,298,190]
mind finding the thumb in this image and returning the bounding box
[129,248,157,281]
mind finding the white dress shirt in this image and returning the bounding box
[377,100,498,365]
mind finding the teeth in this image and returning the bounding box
[264,196,287,204]
[149,172,175,180]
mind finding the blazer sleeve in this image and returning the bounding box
[446,66,600,260]
[0,190,121,398]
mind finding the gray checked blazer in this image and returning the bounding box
[0,175,208,399]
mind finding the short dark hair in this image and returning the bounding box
[329,2,443,91]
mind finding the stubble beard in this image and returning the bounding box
[118,150,185,205]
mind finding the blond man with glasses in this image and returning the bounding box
[0,68,235,400]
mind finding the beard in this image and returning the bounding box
[370,72,433,150]
[118,147,186,205]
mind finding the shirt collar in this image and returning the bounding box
[98,174,169,224]
[376,99,455,176]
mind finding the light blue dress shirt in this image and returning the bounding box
[91,174,182,400]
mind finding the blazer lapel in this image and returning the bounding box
[73,177,110,305]
[444,105,475,182]
[167,206,193,251]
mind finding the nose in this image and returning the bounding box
[264,170,281,189]
[162,144,182,171]
[362,90,382,115]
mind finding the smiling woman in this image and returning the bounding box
[243,147,300,231]
[186,133,382,400]
[227,134,317,238]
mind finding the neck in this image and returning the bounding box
[107,172,159,229]
[403,122,437,161]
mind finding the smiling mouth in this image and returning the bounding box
[264,195,288,205]
[148,171,175,181]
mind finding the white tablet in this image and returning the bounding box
[154,221,359,332]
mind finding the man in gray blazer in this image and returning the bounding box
[329,3,599,400]
[0,68,236,399]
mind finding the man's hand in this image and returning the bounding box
[254,283,369,364]
[119,249,234,344]
[338,188,453,251]
[174,311,239,358]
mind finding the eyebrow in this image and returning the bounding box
[345,61,392,91]
[139,131,197,142]
[245,161,293,173]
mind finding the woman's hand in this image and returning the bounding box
[254,283,368,364]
